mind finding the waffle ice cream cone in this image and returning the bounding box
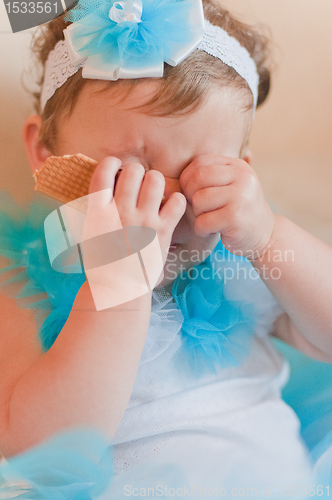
[34,153,167,212]
[33,153,98,212]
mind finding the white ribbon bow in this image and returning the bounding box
[109,0,143,23]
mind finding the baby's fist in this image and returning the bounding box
[179,154,275,260]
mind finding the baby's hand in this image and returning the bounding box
[179,154,275,259]
[82,157,186,305]
[112,158,186,260]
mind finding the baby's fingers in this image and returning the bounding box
[137,169,165,212]
[84,157,123,240]
[159,192,187,229]
[88,157,122,205]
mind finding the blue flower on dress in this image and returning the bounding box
[171,241,258,378]
[63,0,205,81]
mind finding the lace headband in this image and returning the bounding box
[40,0,259,112]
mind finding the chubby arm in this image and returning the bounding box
[253,215,332,362]
[0,276,153,458]
[0,158,186,458]
[272,312,332,363]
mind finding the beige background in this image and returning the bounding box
[1,0,332,243]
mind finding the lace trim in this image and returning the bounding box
[41,40,85,112]
[198,20,259,107]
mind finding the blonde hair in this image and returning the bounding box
[29,0,272,153]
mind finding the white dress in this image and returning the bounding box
[0,198,328,499]
[98,254,313,499]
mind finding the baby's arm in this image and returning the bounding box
[0,157,186,458]
[252,214,332,362]
[0,278,152,458]
[179,154,332,362]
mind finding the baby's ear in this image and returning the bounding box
[23,115,53,173]
[242,149,253,166]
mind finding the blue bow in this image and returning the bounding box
[64,0,205,81]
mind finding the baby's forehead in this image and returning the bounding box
[79,73,252,120]
[57,78,252,167]
[80,79,163,110]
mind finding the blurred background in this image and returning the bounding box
[1,0,332,243]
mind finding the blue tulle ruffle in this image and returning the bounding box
[274,338,332,454]
[0,192,85,351]
[0,427,113,499]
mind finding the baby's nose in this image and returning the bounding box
[160,177,182,207]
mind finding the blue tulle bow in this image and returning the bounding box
[63,0,205,80]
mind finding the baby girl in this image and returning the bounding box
[1,0,332,497]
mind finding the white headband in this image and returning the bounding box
[41,11,259,112]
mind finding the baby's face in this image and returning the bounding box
[54,80,252,288]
